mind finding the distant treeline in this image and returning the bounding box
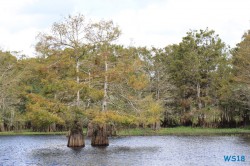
[0,14,249,132]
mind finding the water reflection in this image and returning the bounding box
[0,135,249,166]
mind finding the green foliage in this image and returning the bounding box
[26,94,66,130]
[2,14,250,132]
[0,51,27,130]
[128,73,149,90]
[137,95,164,126]
[164,28,232,127]
[223,30,250,127]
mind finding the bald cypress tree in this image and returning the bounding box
[166,29,228,127]
[231,30,250,127]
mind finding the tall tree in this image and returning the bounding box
[0,51,25,131]
[231,30,250,126]
[150,47,177,127]
[166,29,228,127]
[85,20,121,146]
[36,14,88,147]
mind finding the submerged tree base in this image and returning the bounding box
[67,133,85,147]
[67,120,85,147]
[91,124,109,146]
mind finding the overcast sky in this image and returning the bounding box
[0,0,250,56]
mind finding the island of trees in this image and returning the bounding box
[0,14,249,147]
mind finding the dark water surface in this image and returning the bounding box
[0,135,249,166]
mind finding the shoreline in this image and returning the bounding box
[0,127,249,136]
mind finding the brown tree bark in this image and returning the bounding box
[91,124,109,146]
[151,121,161,130]
[0,122,5,132]
[88,123,116,137]
[87,122,94,137]
[106,124,117,136]
[67,120,85,147]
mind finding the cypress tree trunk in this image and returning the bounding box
[151,121,161,130]
[87,122,94,137]
[91,50,109,146]
[102,55,108,112]
[197,82,202,110]
[106,124,117,136]
[67,120,85,147]
[76,59,80,107]
[91,124,109,146]
[0,122,4,132]
[88,123,116,137]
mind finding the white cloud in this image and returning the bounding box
[0,0,37,55]
[0,27,39,55]
[113,0,250,48]
[0,0,250,56]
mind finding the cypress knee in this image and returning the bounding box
[91,124,109,146]
[67,120,85,147]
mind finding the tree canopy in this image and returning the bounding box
[0,14,249,133]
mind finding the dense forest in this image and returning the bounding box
[0,14,250,145]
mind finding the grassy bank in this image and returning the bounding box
[0,131,68,136]
[116,127,250,136]
[0,127,249,136]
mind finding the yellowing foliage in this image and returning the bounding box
[88,88,104,101]
[85,109,136,126]
[128,74,149,90]
[26,94,66,130]
[138,96,164,126]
